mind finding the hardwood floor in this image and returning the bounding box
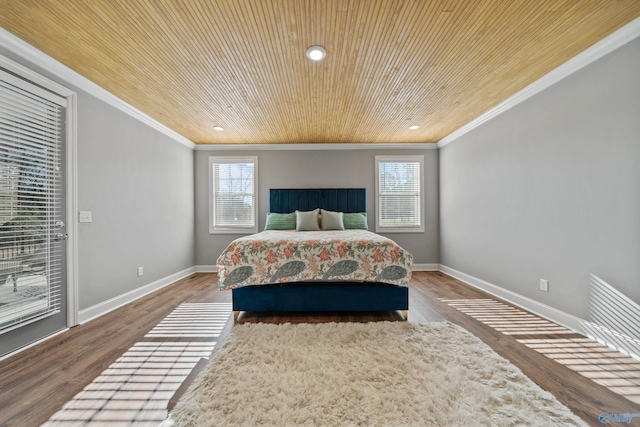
[0,271,638,426]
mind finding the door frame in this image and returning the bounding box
[0,53,79,328]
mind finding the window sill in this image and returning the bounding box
[209,227,258,235]
[375,226,424,234]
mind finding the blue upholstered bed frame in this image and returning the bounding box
[231,188,409,320]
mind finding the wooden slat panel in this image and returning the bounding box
[1,1,638,145]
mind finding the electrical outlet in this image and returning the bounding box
[137,267,144,277]
[79,211,92,223]
[539,279,549,292]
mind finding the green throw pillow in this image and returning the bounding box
[343,212,368,230]
[264,212,296,230]
[320,209,344,230]
[296,209,320,231]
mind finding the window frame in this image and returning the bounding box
[209,156,258,234]
[375,155,425,233]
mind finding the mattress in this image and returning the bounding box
[217,229,413,290]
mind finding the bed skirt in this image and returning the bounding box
[231,282,408,316]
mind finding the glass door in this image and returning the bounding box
[0,69,67,357]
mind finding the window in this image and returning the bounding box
[375,155,424,233]
[209,156,258,234]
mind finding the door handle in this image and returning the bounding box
[55,233,68,241]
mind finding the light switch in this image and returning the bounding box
[539,279,549,292]
[79,211,92,223]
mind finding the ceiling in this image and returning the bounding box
[1,1,639,145]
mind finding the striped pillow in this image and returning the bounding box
[343,212,368,230]
[264,212,296,230]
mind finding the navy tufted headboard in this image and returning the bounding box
[269,188,366,213]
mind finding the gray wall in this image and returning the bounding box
[195,149,439,267]
[76,97,194,309]
[0,46,196,311]
[439,37,640,319]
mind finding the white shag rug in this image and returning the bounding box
[164,321,586,427]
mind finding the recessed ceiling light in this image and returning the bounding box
[408,125,421,130]
[306,46,326,61]
[213,126,224,131]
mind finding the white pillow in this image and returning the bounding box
[320,209,344,230]
[295,209,320,231]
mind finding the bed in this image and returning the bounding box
[217,188,412,321]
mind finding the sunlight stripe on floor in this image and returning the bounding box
[42,342,215,426]
[145,303,232,338]
[440,297,640,405]
[43,302,233,425]
[440,298,573,335]
[519,337,640,405]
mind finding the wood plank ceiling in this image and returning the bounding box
[1,1,639,145]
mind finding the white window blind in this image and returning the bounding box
[209,156,258,233]
[0,73,65,332]
[376,155,424,233]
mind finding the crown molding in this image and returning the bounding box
[0,27,435,153]
[4,11,638,153]
[437,16,640,149]
[0,27,196,150]
[194,142,438,151]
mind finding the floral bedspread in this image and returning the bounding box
[217,230,413,290]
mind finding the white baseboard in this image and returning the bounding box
[438,264,587,336]
[195,265,217,273]
[8,263,628,361]
[78,266,196,324]
[413,263,439,271]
